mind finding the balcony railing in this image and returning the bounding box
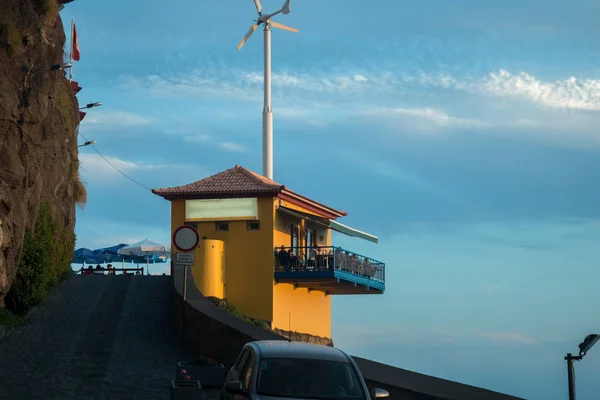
[274,246,385,284]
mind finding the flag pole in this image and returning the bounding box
[69,19,74,82]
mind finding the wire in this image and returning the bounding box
[78,131,153,192]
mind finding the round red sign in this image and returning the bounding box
[173,225,200,252]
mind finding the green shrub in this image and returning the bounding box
[5,204,75,315]
[222,302,267,329]
[0,308,23,328]
[22,35,33,46]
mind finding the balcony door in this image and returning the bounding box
[290,224,299,256]
[305,229,315,249]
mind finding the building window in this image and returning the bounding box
[215,222,229,232]
[247,221,260,231]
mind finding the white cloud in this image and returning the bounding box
[181,134,244,152]
[121,67,600,145]
[218,142,245,152]
[78,153,192,182]
[239,71,371,93]
[183,134,210,143]
[82,111,154,127]
[416,69,600,112]
[124,68,600,114]
[362,107,489,130]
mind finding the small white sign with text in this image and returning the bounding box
[175,252,195,266]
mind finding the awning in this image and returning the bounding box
[277,206,379,244]
[328,220,378,244]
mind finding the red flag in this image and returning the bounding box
[71,80,82,94]
[79,111,86,121]
[71,21,80,61]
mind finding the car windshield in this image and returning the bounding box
[256,358,366,400]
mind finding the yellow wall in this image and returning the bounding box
[171,197,333,338]
[171,197,275,322]
[192,239,225,299]
[272,202,332,338]
[272,284,331,338]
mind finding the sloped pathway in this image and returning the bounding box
[0,275,213,400]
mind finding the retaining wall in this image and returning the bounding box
[172,265,524,400]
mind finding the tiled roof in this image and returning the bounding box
[152,165,285,199]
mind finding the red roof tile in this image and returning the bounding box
[152,165,284,199]
[152,165,346,217]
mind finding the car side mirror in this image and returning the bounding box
[372,388,389,398]
[224,380,245,395]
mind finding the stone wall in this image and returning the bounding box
[172,266,525,400]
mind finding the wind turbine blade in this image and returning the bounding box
[281,0,291,14]
[253,0,262,13]
[269,21,299,33]
[237,24,259,50]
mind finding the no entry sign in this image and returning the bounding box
[173,225,199,252]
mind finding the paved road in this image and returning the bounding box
[0,275,218,400]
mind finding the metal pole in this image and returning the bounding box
[69,19,73,82]
[262,24,273,180]
[566,353,577,400]
[182,265,188,341]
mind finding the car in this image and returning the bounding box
[221,340,390,400]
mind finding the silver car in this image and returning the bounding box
[221,341,390,400]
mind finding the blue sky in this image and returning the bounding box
[62,1,600,398]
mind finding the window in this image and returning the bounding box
[235,348,251,377]
[247,221,260,231]
[240,351,255,391]
[256,358,366,399]
[215,222,229,232]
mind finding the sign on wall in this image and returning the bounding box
[175,252,195,266]
[185,198,258,220]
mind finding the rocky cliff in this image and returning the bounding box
[0,0,82,308]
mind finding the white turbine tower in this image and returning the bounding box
[237,0,298,180]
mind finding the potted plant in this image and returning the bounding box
[176,356,228,388]
[170,378,202,400]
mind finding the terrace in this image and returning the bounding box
[274,246,385,295]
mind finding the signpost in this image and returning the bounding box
[172,225,199,342]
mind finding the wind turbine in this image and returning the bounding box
[237,0,298,180]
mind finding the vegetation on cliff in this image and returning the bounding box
[4,204,75,315]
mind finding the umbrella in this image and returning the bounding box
[72,247,105,265]
[117,239,170,274]
[94,244,130,264]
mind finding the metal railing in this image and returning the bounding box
[274,246,385,284]
[78,266,144,275]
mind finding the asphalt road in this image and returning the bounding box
[0,275,218,400]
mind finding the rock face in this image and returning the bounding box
[0,1,80,306]
[272,328,334,347]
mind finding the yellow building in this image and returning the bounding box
[153,165,385,339]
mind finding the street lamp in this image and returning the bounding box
[79,102,102,110]
[565,334,599,400]
[51,63,72,71]
[78,140,96,148]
